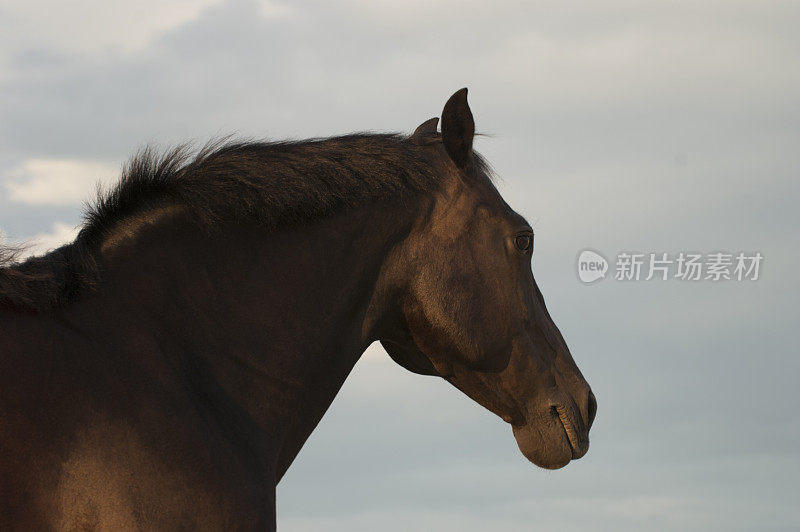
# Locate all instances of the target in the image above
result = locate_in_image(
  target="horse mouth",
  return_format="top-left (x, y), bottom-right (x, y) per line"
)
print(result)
top-left (511, 403), bottom-right (590, 469)
top-left (552, 405), bottom-right (588, 460)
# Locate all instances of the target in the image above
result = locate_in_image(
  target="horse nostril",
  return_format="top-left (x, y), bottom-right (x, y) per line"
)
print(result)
top-left (587, 390), bottom-right (597, 430)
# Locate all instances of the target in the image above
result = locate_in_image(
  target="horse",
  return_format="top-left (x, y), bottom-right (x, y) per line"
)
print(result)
top-left (0, 89), bottom-right (595, 530)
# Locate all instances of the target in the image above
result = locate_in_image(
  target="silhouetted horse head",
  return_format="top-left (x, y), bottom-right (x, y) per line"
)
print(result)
top-left (380, 89), bottom-right (595, 469)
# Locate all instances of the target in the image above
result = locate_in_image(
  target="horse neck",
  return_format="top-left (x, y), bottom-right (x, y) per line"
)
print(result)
top-left (64, 198), bottom-right (421, 477)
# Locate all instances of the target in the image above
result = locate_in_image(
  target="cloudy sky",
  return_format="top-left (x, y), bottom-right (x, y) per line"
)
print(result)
top-left (1, 1), bottom-right (798, 530)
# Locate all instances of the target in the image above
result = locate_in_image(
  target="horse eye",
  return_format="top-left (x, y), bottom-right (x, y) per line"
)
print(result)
top-left (515, 233), bottom-right (533, 253)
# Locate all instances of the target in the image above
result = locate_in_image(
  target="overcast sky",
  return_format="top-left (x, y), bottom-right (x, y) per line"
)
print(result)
top-left (1, 1), bottom-right (799, 530)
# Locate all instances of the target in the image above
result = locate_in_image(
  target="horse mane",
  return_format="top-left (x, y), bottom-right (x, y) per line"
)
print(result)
top-left (0, 132), bottom-right (492, 313)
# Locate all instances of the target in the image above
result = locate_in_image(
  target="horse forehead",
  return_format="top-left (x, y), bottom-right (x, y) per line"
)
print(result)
top-left (462, 172), bottom-right (527, 223)
top-left (424, 197), bottom-right (521, 243)
top-left (475, 199), bottom-right (527, 226)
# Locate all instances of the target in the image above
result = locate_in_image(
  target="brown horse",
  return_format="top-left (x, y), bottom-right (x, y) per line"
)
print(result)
top-left (0, 89), bottom-right (595, 530)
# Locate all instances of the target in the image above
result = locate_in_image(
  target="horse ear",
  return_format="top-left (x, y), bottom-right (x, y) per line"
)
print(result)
top-left (412, 117), bottom-right (439, 143)
top-left (441, 88), bottom-right (474, 168)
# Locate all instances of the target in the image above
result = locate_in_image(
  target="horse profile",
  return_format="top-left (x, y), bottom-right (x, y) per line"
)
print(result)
top-left (0, 89), bottom-right (595, 530)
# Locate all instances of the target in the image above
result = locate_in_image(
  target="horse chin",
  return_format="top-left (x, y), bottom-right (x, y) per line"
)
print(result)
top-left (511, 422), bottom-right (574, 470)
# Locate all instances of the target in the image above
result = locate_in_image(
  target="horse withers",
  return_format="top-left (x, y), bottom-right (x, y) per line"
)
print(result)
top-left (0, 89), bottom-right (595, 530)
